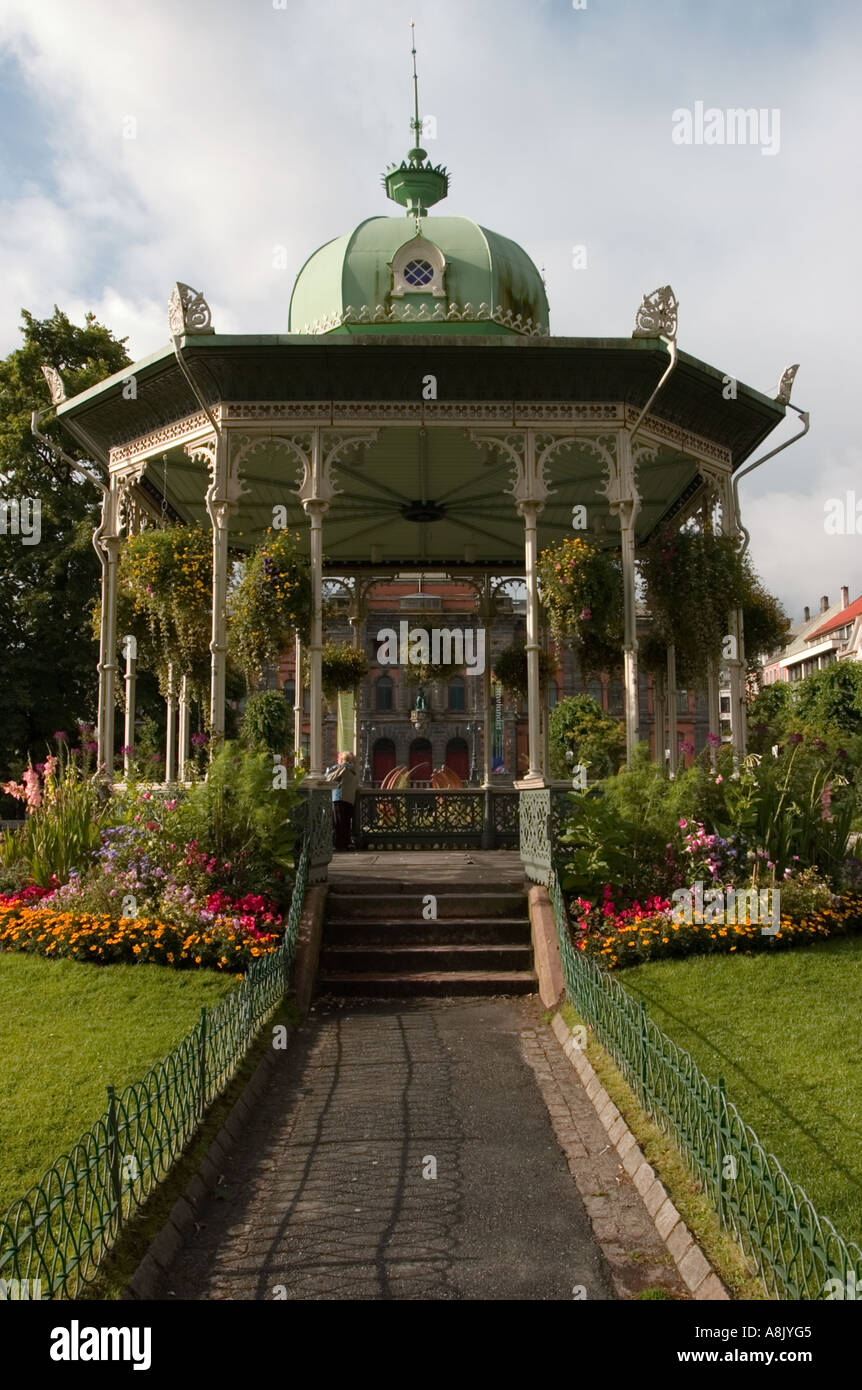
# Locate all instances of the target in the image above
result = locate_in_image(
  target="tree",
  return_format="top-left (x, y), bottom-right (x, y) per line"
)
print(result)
top-left (0, 307), bottom-right (131, 783)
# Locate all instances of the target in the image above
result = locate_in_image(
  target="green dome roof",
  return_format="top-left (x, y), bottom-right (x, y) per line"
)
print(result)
top-left (288, 215), bottom-right (550, 338)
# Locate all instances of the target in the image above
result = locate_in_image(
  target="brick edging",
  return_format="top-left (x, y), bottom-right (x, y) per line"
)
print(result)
top-left (550, 1012), bottom-right (729, 1301)
top-left (123, 1033), bottom-right (288, 1300)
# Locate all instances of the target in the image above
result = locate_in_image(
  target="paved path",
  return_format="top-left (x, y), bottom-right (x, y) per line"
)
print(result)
top-left (157, 997), bottom-right (622, 1301)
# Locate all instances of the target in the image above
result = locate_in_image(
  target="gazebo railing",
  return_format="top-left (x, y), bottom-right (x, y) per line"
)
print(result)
top-left (356, 788), bottom-right (518, 849)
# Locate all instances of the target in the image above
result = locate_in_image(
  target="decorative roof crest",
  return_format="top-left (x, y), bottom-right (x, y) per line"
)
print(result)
top-left (41, 364), bottom-right (67, 405)
top-left (632, 285), bottom-right (679, 341)
top-left (168, 282), bottom-right (215, 337)
top-left (774, 363), bottom-right (799, 405)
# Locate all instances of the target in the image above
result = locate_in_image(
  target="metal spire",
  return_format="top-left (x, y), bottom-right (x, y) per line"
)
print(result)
top-left (410, 20), bottom-right (422, 153)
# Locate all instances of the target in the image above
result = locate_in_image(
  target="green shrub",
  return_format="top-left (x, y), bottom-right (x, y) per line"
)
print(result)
top-left (549, 694), bottom-right (626, 779)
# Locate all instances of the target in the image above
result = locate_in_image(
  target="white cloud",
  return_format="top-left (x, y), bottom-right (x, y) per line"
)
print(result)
top-left (0, 0), bottom-right (859, 614)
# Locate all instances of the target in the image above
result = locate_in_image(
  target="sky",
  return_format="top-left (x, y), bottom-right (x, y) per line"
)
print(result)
top-left (0, 0), bottom-right (860, 621)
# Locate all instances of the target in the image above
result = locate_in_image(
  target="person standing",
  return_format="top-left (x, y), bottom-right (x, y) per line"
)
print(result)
top-left (325, 751), bottom-right (359, 851)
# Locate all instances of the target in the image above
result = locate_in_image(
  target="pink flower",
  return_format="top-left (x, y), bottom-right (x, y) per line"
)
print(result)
top-left (706, 732), bottom-right (721, 747)
top-left (579, 608), bottom-right (592, 621)
top-left (715, 774), bottom-right (723, 784)
top-left (678, 818), bottom-right (688, 829)
top-left (23, 768), bottom-right (42, 810)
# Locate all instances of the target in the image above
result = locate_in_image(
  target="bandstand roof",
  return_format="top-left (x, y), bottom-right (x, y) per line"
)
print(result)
top-left (55, 332), bottom-right (788, 572)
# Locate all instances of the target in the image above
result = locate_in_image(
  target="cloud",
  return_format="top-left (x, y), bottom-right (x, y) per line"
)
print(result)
top-left (0, 0), bottom-right (858, 613)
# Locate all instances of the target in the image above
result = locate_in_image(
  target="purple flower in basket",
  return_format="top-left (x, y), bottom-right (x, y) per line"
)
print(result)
top-left (190, 732), bottom-right (209, 747)
top-left (706, 732), bottom-right (721, 747)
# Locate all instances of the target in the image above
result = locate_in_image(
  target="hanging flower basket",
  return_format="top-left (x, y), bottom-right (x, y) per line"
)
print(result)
top-left (641, 526), bottom-right (747, 686)
top-left (492, 643), bottom-right (554, 698)
top-left (537, 537), bottom-right (623, 676)
top-left (304, 642), bottom-right (370, 701)
top-left (118, 524), bottom-right (212, 697)
top-left (228, 528), bottom-right (312, 686)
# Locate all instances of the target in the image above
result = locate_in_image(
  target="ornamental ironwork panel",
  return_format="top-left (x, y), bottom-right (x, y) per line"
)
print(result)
top-left (0, 843), bottom-right (310, 1300)
top-left (547, 864), bottom-right (862, 1301)
top-left (492, 791), bottom-right (519, 843)
top-left (358, 790), bottom-right (484, 849)
top-left (518, 788), bottom-right (552, 883)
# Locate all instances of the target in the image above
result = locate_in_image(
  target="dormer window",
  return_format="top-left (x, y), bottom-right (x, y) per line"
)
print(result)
top-left (391, 236), bottom-right (447, 298)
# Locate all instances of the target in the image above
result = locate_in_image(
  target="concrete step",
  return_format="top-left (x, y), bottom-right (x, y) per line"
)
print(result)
top-left (320, 942), bottom-right (533, 973)
top-left (325, 891), bottom-right (528, 919)
top-left (316, 970), bottom-right (537, 998)
top-left (323, 916), bottom-right (531, 946)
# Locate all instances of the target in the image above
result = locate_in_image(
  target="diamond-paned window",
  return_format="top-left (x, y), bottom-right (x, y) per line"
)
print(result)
top-left (403, 258), bottom-right (435, 287)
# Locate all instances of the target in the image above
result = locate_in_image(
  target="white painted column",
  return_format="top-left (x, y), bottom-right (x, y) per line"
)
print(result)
top-left (100, 524), bottom-right (121, 778)
top-left (165, 663), bottom-right (178, 783)
top-left (613, 431), bottom-right (641, 766)
top-left (206, 436), bottom-right (230, 742)
top-left (667, 644), bottom-right (678, 774)
top-left (706, 657), bottom-right (720, 763)
top-left (652, 669), bottom-right (666, 769)
top-left (293, 632), bottom-right (303, 768)
top-left (122, 635), bottom-right (137, 781)
top-left (522, 495), bottom-right (543, 781)
top-left (178, 674), bottom-right (190, 778)
top-left (305, 496), bottom-right (327, 780)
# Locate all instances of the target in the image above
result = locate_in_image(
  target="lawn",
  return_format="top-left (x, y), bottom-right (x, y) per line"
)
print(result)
top-left (618, 937), bottom-right (862, 1248)
top-left (0, 954), bottom-right (236, 1216)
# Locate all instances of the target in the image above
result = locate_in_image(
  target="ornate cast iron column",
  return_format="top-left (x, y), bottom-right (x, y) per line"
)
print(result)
top-left (293, 632), bottom-right (303, 768)
top-left (195, 434), bottom-right (242, 742)
top-left (667, 643), bottom-right (678, 774)
top-left (165, 662), bottom-right (178, 783)
top-left (178, 674), bottom-right (190, 779)
top-left (95, 478), bottom-right (121, 774)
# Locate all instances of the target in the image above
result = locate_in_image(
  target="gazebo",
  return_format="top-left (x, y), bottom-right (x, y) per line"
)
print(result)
top-left (39, 95), bottom-right (807, 882)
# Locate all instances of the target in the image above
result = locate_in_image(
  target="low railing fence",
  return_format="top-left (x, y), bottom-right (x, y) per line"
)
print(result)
top-left (0, 841), bottom-right (309, 1301)
top-left (356, 788), bottom-right (518, 849)
top-left (548, 863), bottom-right (862, 1301)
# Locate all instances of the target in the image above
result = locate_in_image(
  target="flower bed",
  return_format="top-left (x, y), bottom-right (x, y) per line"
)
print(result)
top-left (0, 901), bottom-right (280, 972)
top-left (569, 884), bottom-right (862, 969)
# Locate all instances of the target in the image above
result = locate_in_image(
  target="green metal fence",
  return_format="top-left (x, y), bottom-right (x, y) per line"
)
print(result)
top-left (549, 864), bottom-right (862, 1301)
top-left (0, 840), bottom-right (309, 1301)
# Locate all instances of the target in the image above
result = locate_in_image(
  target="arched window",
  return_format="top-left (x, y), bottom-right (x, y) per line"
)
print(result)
top-left (676, 687), bottom-right (689, 715)
top-left (448, 676), bottom-right (466, 712)
top-left (391, 236), bottom-right (447, 299)
top-left (372, 738), bottom-right (396, 785)
top-left (608, 678), bottom-right (623, 715)
top-left (376, 674), bottom-right (393, 711)
top-left (587, 678), bottom-right (603, 708)
top-left (408, 739), bottom-right (433, 782)
top-left (445, 737), bottom-right (469, 782)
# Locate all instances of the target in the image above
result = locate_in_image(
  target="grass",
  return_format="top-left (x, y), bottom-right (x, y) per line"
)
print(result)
top-left (560, 1000), bottom-right (765, 1299)
top-left (0, 954), bottom-right (237, 1216)
top-left (613, 936), bottom-right (862, 1250)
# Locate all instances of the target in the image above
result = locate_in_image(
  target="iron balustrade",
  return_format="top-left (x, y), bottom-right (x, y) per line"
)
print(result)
top-left (548, 861), bottom-right (862, 1300)
top-left (355, 788), bottom-right (519, 849)
top-left (0, 841), bottom-right (309, 1301)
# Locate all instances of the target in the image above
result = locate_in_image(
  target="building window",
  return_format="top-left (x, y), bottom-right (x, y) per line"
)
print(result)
top-left (676, 687), bottom-right (689, 714)
top-left (445, 737), bottom-right (469, 782)
top-left (391, 236), bottom-right (447, 298)
top-left (587, 678), bottom-right (603, 707)
top-left (283, 680), bottom-right (295, 708)
top-left (449, 676), bottom-right (466, 711)
top-left (375, 674), bottom-right (393, 711)
top-left (608, 678), bottom-right (623, 715)
top-left (547, 681), bottom-right (558, 709)
top-left (403, 258), bottom-right (435, 287)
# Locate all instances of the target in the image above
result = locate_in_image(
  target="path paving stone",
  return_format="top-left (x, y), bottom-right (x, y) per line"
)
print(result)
top-left (155, 997), bottom-right (664, 1301)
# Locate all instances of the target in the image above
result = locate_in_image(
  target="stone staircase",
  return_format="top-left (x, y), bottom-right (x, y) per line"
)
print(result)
top-left (317, 876), bottom-right (536, 997)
